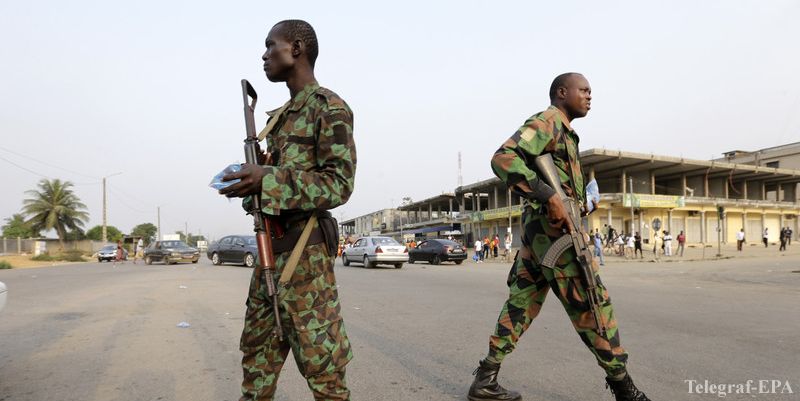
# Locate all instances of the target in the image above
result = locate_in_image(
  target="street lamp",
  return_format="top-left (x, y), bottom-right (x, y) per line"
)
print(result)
top-left (102, 172), bottom-right (122, 243)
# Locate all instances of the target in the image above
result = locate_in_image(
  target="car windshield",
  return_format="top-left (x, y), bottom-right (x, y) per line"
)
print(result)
top-left (245, 237), bottom-right (256, 245)
top-left (100, 245), bottom-right (116, 251)
top-left (161, 241), bottom-right (190, 249)
top-left (373, 237), bottom-right (400, 245)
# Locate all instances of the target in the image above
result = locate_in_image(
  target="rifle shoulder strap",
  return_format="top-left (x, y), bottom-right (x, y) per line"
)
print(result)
top-left (278, 214), bottom-right (318, 286)
top-left (257, 101), bottom-right (290, 141)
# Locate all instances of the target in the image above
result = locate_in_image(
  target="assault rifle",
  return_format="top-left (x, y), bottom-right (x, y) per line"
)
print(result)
top-left (241, 79), bottom-right (283, 338)
top-left (534, 153), bottom-right (607, 339)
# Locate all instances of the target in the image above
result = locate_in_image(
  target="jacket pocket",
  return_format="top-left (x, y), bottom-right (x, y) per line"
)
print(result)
top-left (290, 301), bottom-right (352, 377)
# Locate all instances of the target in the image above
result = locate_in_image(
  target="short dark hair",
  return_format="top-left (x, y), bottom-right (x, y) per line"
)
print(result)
top-left (549, 72), bottom-right (581, 102)
top-left (274, 19), bottom-right (319, 68)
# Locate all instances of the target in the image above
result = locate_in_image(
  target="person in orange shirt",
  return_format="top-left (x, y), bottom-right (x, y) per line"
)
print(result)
top-left (483, 237), bottom-right (490, 260)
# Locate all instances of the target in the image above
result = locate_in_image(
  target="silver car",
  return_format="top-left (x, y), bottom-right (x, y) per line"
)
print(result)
top-left (342, 236), bottom-right (407, 269)
top-left (0, 281), bottom-right (7, 312)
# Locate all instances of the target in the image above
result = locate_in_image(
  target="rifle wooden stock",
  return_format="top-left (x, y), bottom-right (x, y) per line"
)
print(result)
top-left (241, 79), bottom-right (283, 339)
top-left (534, 153), bottom-right (607, 339)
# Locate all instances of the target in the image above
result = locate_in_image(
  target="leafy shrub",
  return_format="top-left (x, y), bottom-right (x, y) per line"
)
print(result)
top-left (0, 260), bottom-right (12, 269)
top-left (61, 250), bottom-right (85, 262)
top-left (31, 253), bottom-right (55, 261)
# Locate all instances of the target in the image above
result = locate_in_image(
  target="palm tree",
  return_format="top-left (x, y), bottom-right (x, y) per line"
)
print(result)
top-left (22, 179), bottom-right (90, 250)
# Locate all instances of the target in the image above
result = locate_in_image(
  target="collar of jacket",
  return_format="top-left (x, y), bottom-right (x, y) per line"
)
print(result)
top-left (546, 105), bottom-right (575, 133)
top-left (265, 81), bottom-right (321, 117)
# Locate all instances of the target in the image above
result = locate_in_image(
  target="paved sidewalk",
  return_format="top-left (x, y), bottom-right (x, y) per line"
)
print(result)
top-left (467, 240), bottom-right (800, 265)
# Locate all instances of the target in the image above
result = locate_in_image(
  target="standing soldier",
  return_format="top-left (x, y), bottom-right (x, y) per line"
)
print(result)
top-left (220, 19), bottom-right (357, 401)
top-left (467, 73), bottom-right (650, 401)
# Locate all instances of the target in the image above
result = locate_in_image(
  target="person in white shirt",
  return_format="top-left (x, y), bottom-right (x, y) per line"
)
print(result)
top-left (503, 234), bottom-right (512, 262)
top-left (625, 234), bottom-right (635, 259)
top-left (763, 228), bottom-right (769, 247)
top-left (474, 239), bottom-right (483, 263)
top-left (736, 228), bottom-right (745, 251)
top-left (662, 231), bottom-right (672, 256)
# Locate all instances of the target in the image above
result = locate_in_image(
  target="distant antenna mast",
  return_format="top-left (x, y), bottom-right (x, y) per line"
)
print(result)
top-left (458, 151), bottom-right (463, 187)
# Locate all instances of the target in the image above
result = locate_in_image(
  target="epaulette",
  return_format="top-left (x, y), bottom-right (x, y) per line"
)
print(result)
top-left (315, 87), bottom-right (348, 111)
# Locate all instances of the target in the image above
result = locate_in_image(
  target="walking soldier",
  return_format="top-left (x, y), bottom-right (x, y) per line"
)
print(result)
top-left (467, 73), bottom-right (650, 401)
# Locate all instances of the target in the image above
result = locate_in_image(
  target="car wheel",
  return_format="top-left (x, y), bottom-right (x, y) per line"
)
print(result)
top-left (98, 258), bottom-right (102, 263)
top-left (454, 260), bottom-right (463, 265)
top-left (408, 257), bottom-right (414, 264)
top-left (211, 252), bottom-right (221, 265)
top-left (342, 255), bottom-right (350, 266)
top-left (394, 263), bottom-right (403, 269)
top-left (164, 258), bottom-right (172, 265)
top-left (244, 253), bottom-right (255, 268)
top-left (363, 255), bottom-right (372, 268)
top-left (145, 256), bottom-right (152, 265)
top-left (431, 255), bottom-right (441, 265)
top-left (191, 260), bottom-right (198, 264)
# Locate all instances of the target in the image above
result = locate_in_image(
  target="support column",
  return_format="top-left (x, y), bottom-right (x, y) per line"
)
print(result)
top-left (449, 198), bottom-right (453, 216)
top-left (761, 212), bottom-right (766, 241)
top-left (668, 209), bottom-right (673, 232)
top-left (761, 182), bottom-right (766, 200)
top-left (621, 169), bottom-right (627, 194)
top-left (742, 212), bottom-right (748, 239)
top-left (682, 174), bottom-right (688, 196)
top-left (704, 174), bottom-right (710, 197)
top-left (743, 180), bottom-right (748, 200)
top-left (724, 179), bottom-right (729, 199)
top-left (494, 186), bottom-right (499, 209)
top-left (700, 211), bottom-right (706, 243)
top-left (428, 203), bottom-right (433, 221)
top-left (650, 171), bottom-right (656, 195)
top-left (590, 167), bottom-right (596, 181)
top-left (607, 209), bottom-right (613, 226)
top-left (723, 212), bottom-right (729, 244)
top-left (476, 194), bottom-right (481, 212)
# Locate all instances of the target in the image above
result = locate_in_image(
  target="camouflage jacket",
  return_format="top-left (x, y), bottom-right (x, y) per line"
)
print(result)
top-left (258, 82), bottom-right (357, 215)
top-left (491, 105), bottom-right (586, 210)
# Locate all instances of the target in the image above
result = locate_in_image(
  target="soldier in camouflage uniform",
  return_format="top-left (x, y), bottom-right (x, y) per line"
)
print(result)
top-left (220, 20), bottom-right (356, 401)
top-left (468, 73), bottom-right (650, 401)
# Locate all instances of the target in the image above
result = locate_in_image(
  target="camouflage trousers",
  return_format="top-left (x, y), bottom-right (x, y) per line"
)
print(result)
top-left (487, 212), bottom-right (628, 377)
top-left (240, 242), bottom-right (353, 401)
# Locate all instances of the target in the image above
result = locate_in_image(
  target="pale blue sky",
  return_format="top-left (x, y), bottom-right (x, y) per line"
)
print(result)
top-left (1, 0), bottom-right (799, 240)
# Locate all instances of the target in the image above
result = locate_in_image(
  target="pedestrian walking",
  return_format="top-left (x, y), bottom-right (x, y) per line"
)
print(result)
top-left (763, 228), bottom-right (769, 247)
top-left (652, 232), bottom-right (662, 260)
top-left (493, 234), bottom-right (500, 258)
top-left (219, 20), bottom-right (357, 401)
top-left (474, 239), bottom-right (483, 263)
top-left (113, 240), bottom-right (124, 266)
top-left (736, 228), bottom-right (745, 251)
top-left (593, 231), bottom-right (605, 266)
top-left (625, 234), bottom-right (635, 259)
top-left (634, 232), bottom-right (643, 259)
top-left (779, 227), bottom-right (787, 251)
top-left (787, 227), bottom-right (793, 245)
top-left (663, 231), bottom-right (672, 256)
top-left (467, 73), bottom-right (650, 401)
top-left (676, 230), bottom-right (685, 256)
top-left (503, 233), bottom-right (512, 262)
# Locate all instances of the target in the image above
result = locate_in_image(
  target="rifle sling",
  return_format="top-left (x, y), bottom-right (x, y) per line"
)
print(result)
top-left (278, 215), bottom-right (318, 286)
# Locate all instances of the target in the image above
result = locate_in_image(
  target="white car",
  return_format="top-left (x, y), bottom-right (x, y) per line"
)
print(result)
top-left (342, 236), bottom-right (408, 269)
top-left (0, 281), bottom-right (7, 312)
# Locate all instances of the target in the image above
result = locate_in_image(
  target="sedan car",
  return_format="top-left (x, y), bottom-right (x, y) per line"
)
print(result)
top-left (144, 240), bottom-right (200, 265)
top-left (408, 239), bottom-right (467, 265)
top-left (97, 245), bottom-right (129, 262)
top-left (342, 236), bottom-right (407, 268)
top-left (207, 235), bottom-right (258, 267)
top-left (0, 281), bottom-right (6, 312)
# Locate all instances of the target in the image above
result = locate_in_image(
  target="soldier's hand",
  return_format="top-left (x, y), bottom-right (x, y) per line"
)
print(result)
top-left (581, 199), bottom-right (599, 217)
top-left (546, 194), bottom-right (574, 233)
top-left (219, 163), bottom-right (266, 198)
top-left (254, 142), bottom-right (270, 165)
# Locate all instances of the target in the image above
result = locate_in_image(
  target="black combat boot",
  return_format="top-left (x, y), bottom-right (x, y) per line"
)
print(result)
top-left (605, 374), bottom-right (651, 401)
top-left (467, 359), bottom-right (522, 401)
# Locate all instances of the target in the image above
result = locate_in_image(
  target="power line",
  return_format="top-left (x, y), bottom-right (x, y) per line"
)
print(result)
top-left (0, 154), bottom-right (51, 178)
top-left (0, 145), bottom-right (98, 179)
top-left (107, 188), bottom-right (149, 214)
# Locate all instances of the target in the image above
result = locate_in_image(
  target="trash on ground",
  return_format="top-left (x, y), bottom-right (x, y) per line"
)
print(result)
top-left (176, 322), bottom-right (191, 328)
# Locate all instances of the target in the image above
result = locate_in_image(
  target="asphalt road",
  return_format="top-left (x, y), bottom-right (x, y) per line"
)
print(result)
top-left (1, 254), bottom-right (798, 401)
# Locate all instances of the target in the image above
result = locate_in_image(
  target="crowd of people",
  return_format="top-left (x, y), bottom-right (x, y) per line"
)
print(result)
top-left (590, 224), bottom-right (687, 261)
top-left (472, 234), bottom-right (513, 263)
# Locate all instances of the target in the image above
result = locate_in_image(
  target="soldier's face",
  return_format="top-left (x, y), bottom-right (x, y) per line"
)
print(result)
top-left (262, 26), bottom-right (295, 82)
top-left (562, 75), bottom-right (592, 119)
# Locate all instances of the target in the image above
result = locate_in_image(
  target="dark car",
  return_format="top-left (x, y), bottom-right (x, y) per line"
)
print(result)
top-left (207, 235), bottom-right (258, 267)
top-left (408, 239), bottom-right (467, 265)
top-left (144, 240), bottom-right (200, 265)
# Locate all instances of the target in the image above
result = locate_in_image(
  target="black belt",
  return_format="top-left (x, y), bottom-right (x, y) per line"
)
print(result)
top-left (271, 225), bottom-right (325, 254)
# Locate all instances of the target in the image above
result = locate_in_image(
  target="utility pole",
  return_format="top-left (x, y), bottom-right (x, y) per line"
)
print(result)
top-left (629, 176), bottom-right (635, 234)
top-left (157, 206), bottom-right (161, 241)
top-left (185, 221), bottom-right (188, 244)
top-left (101, 172), bottom-right (122, 243)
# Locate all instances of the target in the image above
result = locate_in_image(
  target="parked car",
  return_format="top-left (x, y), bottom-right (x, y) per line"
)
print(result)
top-left (207, 235), bottom-right (258, 267)
top-left (0, 281), bottom-right (6, 312)
top-left (144, 240), bottom-right (200, 265)
top-left (97, 245), bottom-right (129, 262)
top-left (408, 239), bottom-right (467, 265)
top-left (342, 236), bottom-right (407, 268)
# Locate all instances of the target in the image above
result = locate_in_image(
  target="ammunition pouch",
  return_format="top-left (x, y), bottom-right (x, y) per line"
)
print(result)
top-left (316, 210), bottom-right (339, 257)
top-left (270, 210), bottom-right (338, 257)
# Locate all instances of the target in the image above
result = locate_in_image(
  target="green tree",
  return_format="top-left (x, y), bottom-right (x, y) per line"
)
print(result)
top-left (22, 179), bottom-right (89, 249)
top-left (64, 228), bottom-right (86, 241)
top-left (2, 213), bottom-right (39, 238)
top-left (86, 225), bottom-right (123, 242)
top-left (130, 223), bottom-right (157, 244)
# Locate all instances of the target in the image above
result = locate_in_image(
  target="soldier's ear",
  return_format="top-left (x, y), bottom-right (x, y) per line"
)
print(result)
top-left (292, 39), bottom-right (304, 58)
top-left (557, 86), bottom-right (568, 99)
